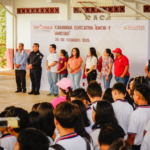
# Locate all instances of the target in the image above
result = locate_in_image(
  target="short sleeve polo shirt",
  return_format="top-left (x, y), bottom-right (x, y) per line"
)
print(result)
top-left (114, 54), bottom-right (130, 77)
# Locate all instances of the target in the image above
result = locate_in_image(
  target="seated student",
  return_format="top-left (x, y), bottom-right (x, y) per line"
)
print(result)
top-left (37, 102), bottom-right (55, 144)
top-left (90, 101), bottom-right (118, 150)
top-left (70, 88), bottom-right (93, 128)
top-left (127, 84), bottom-right (150, 150)
top-left (87, 80), bottom-right (103, 108)
top-left (98, 123), bottom-right (125, 150)
top-left (72, 100), bottom-right (92, 134)
top-left (14, 128), bottom-right (49, 150)
top-left (0, 107), bottom-right (29, 150)
top-left (28, 111), bottom-right (41, 130)
top-left (31, 103), bottom-right (41, 111)
top-left (112, 82), bottom-right (134, 139)
top-left (108, 138), bottom-right (132, 150)
top-left (51, 78), bottom-right (72, 108)
top-left (50, 101), bottom-right (93, 150)
top-left (102, 88), bottom-right (114, 103)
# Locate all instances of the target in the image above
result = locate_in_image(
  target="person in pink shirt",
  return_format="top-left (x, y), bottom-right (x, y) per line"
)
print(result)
top-left (68, 48), bottom-right (83, 90)
top-left (51, 78), bottom-right (72, 108)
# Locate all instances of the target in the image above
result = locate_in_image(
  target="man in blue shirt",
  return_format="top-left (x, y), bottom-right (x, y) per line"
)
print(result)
top-left (14, 43), bottom-right (28, 93)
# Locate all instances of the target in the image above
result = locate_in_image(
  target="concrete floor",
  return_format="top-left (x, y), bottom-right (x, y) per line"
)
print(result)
top-left (0, 75), bottom-right (55, 112)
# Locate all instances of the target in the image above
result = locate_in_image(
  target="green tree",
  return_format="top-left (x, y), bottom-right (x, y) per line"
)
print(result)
top-left (0, 6), bottom-right (6, 68)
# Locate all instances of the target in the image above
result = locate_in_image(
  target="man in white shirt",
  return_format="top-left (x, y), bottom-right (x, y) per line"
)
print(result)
top-left (46, 44), bottom-right (59, 96)
top-left (112, 82), bottom-right (134, 140)
top-left (127, 84), bottom-right (150, 150)
top-left (49, 101), bottom-right (93, 150)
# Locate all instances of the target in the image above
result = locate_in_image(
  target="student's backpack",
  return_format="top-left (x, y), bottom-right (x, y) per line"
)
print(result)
top-left (50, 137), bottom-right (91, 150)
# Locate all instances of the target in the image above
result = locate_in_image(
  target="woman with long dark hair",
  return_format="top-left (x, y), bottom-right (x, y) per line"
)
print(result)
top-left (72, 100), bottom-right (92, 134)
top-left (100, 48), bottom-right (114, 89)
top-left (68, 48), bottom-right (83, 90)
top-left (85, 47), bottom-right (98, 83)
top-left (90, 100), bottom-right (118, 150)
top-left (37, 102), bottom-right (55, 142)
top-left (57, 49), bottom-right (69, 81)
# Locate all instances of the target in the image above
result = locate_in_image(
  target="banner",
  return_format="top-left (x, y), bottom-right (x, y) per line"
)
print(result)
top-left (31, 20), bottom-right (149, 91)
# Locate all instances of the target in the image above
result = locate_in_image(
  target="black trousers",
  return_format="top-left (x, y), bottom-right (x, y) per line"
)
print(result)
top-left (15, 70), bottom-right (26, 91)
top-left (30, 68), bottom-right (42, 92)
top-left (132, 145), bottom-right (141, 150)
top-left (87, 69), bottom-right (97, 84)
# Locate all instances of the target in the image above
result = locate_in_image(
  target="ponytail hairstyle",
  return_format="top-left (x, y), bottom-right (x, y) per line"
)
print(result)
top-left (112, 82), bottom-right (135, 109)
top-left (105, 48), bottom-right (114, 61)
top-left (60, 87), bottom-right (72, 101)
top-left (89, 47), bottom-right (98, 62)
top-left (60, 49), bottom-right (69, 59)
top-left (125, 91), bottom-right (135, 110)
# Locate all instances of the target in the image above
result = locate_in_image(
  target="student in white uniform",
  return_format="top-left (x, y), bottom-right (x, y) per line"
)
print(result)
top-left (98, 123), bottom-right (125, 150)
top-left (14, 128), bottom-right (49, 150)
top-left (85, 47), bottom-right (98, 84)
top-left (49, 101), bottom-right (93, 150)
top-left (28, 111), bottom-right (53, 146)
top-left (70, 88), bottom-right (93, 128)
top-left (2, 107), bottom-right (29, 150)
top-left (37, 102), bottom-right (55, 143)
top-left (112, 82), bottom-right (134, 139)
top-left (87, 80), bottom-right (103, 108)
top-left (90, 101), bottom-right (118, 150)
top-left (127, 84), bottom-right (150, 150)
top-left (72, 100), bottom-right (92, 134)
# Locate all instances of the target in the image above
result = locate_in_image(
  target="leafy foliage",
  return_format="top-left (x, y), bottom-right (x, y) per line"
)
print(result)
top-left (0, 6), bottom-right (6, 68)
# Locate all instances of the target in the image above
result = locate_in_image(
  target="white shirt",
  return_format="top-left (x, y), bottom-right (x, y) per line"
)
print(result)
top-left (47, 52), bottom-right (59, 72)
top-left (112, 99), bottom-right (134, 140)
top-left (141, 130), bottom-right (150, 150)
top-left (47, 136), bottom-right (53, 146)
top-left (127, 105), bottom-right (150, 145)
top-left (144, 120), bottom-right (150, 133)
top-left (50, 132), bottom-right (93, 150)
top-left (90, 129), bottom-right (101, 150)
top-left (85, 126), bottom-right (92, 134)
top-left (86, 56), bottom-right (97, 70)
top-left (0, 135), bottom-right (17, 150)
top-left (86, 107), bottom-right (94, 129)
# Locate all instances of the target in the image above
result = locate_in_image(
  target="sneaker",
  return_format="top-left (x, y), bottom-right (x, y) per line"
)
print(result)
top-left (54, 94), bottom-right (58, 97)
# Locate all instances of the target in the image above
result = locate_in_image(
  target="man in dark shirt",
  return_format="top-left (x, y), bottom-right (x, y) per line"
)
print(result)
top-left (27, 43), bottom-right (44, 95)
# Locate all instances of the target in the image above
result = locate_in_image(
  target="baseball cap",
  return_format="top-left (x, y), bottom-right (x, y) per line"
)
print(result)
top-left (112, 48), bottom-right (122, 54)
top-left (56, 78), bottom-right (72, 91)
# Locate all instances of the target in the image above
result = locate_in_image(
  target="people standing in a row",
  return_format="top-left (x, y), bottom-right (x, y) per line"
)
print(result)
top-left (85, 47), bottom-right (98, 84)
top-left (100, 49), bottom-right (114, 89)
top-left (113, 48), bottom-right (130, 86)
top-left (68, 48), bottom-right (83, 90)
top-left (46, 44), bottom-right (59, 96)
top-left (14, 43), bottom-right (28, 93)
top-left (27, 43), bottom-right (44, 95)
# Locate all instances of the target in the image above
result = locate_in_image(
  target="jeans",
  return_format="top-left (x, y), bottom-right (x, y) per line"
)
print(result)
top-left (115, 76), bottom-right (130, 86)
top-left (58, 72), bottom-right (68, 81)
top-left (103, 74), bottom-right (113, 89)
top-left (69, 70), bottom-right (82, 90)
top-left (47, 71), bottom-right (58, 95)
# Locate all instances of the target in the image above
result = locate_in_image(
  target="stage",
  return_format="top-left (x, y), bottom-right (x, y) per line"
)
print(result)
top-left (0, 72), bottom-right (54, 112)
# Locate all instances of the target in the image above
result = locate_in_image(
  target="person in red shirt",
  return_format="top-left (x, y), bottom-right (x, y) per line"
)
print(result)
top-left (57, 49), bottom-right (68, 81)
top-left (113, 48), bottom-right (130, 86)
